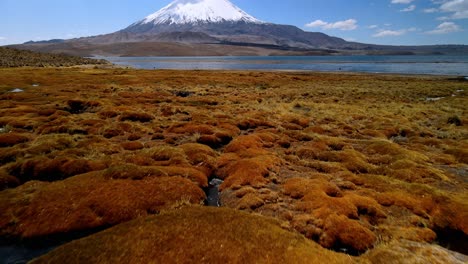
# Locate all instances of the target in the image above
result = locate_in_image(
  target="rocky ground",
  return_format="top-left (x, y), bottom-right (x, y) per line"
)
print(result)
top-left (0, 68), bottom-right (467, 263)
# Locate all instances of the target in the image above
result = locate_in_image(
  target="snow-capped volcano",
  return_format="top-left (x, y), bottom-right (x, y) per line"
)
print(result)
top-left (137, 0), bottom-right (263, 25)
top-left (120, 0), bottom-right (348, 50)
top-left (18, 0), bottom-right (361, 55)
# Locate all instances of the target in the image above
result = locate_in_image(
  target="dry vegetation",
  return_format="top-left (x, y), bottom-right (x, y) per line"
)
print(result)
top-left (0, 47), bottom-right (109, 67)
top-left (31, 206), bottom-right (353, 264)
top-left (0, 67), bottom-right (467, 263)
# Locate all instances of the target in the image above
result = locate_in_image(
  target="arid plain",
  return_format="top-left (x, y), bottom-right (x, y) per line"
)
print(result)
top-left (0, 67), bottom-right (467, 263)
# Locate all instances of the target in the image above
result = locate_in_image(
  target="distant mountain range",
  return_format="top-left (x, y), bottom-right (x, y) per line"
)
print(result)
top-left (10, 0), bottom-right (468, 57)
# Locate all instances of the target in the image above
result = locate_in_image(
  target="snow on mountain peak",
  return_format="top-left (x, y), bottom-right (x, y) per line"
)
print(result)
top-left (139, 0), bottom-right (264, 25)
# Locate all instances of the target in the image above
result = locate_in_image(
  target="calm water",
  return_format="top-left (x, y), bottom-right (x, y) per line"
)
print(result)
top-left (102, 55), bottom-right (468, 76)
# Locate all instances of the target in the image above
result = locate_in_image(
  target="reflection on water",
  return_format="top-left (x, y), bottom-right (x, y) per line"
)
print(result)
top-left (101, 55), bottom-right (468, 76)
top-left (0, 244), bottom-right (57, 264)
top-left (205, 178), bottom-right (223, 207)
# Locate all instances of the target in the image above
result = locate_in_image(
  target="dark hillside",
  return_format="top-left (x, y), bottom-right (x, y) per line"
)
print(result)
top-left (0, 47), bottom-right (109, 67)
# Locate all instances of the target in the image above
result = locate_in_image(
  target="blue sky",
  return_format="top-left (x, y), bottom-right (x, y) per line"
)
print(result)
top-left (1, 0), bottom-right (467, 46)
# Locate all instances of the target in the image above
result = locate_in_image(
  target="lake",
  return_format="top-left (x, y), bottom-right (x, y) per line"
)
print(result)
top-left (102, 55), bottom-right (468, 76)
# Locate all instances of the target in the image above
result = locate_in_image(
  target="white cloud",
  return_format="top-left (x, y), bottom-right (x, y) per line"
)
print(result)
top-left (306, 20), bottom-right (328, 28)
top-left (401, 4), bottom-right (416, 11)
top-left (305, 19), bottom-right (358, 31)
top-left (437, 0), bottom-right (468, 19)
top-left (391, 0), bottom-right (414, 3)
top-left (368, 25), bottom-right (379, 29)
top-left (426, 21), bottom-right (462, 34)
top-left (431, 0), bottom-right (448, 4)
top-left (373, 29), bottom-right (406, 37)
top-left (0, 37), bottom-right (6, 40)
top-left (424, 8), bottom-right (439, 13)
top-left (372, 27), bottom-right (419, 37)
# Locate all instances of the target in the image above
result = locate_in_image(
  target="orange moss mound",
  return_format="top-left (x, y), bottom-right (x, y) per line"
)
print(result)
top-left (8, 157), bottom-right (107, 182)
top-left (0, 133), bottom-right (29, 147)
top-left (119, 112), bottom-right (154, 123)
top-left (180, 143), bottom-right (218, 177)
top-left (217, 134), bottom-right (281, 190)
top-left (121, 141), bottom-right (144, 151)
top-left (321, 214), bottom-right (376, 252)
top-left (373, 190), bottom-right (468, 235)
top-left (218, 155), bottom-right (280, 190)
top-left (283, 177), bottom-right (385, 252)
top-left (103, 163), bottom-right (209, 188)
top-left (31, 207), bottom-right (352, 264)
top-left (0, 172), bottom-right (205, 238)
top-left (364, 240), bottom-right (468, 263)
top-left (167, 122), bottom-right (240, 148)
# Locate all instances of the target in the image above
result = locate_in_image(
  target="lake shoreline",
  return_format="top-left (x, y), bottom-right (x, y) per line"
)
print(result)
top-left (100, 55), bottom-right (468, 76)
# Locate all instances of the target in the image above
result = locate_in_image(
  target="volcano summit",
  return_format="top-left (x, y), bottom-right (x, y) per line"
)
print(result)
top-left (133, 0), bottom-right (264, 25)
